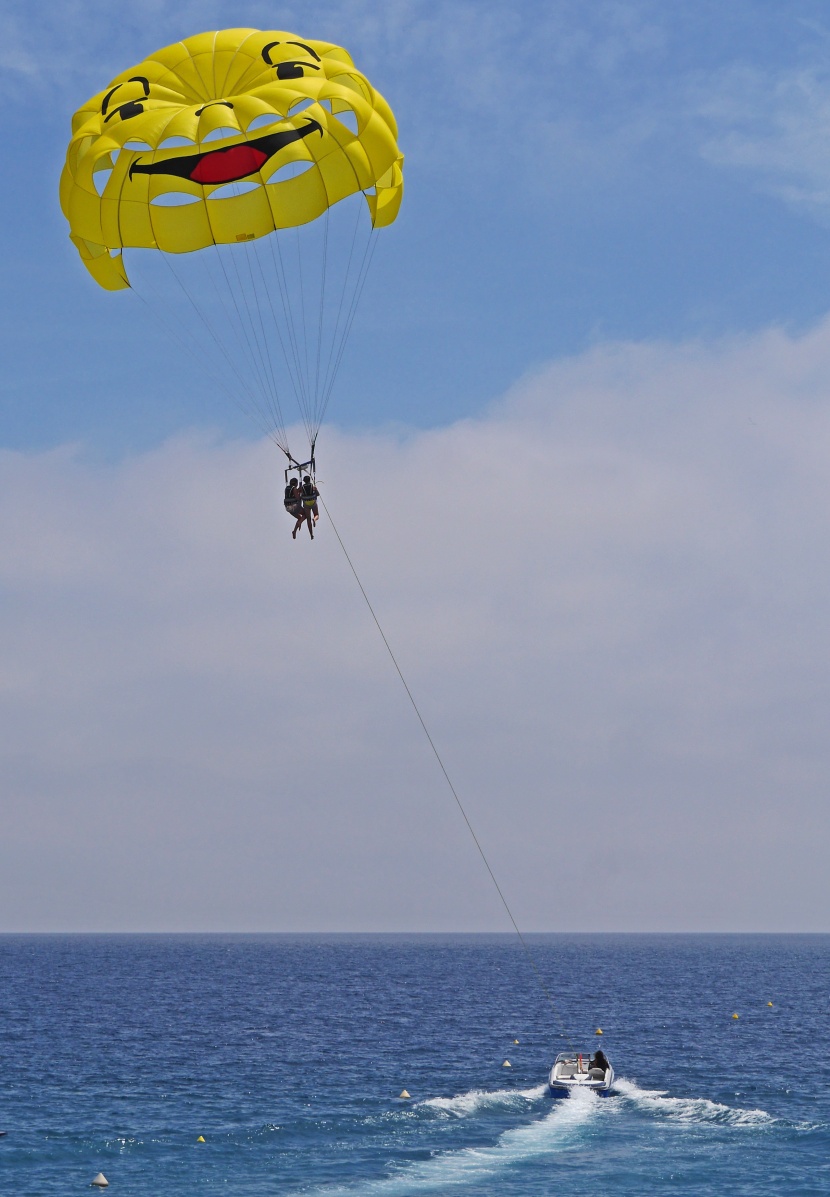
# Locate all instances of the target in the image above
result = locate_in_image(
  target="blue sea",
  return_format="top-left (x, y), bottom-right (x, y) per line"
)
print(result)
top-left (0, 934), bottom-right (827, 1195)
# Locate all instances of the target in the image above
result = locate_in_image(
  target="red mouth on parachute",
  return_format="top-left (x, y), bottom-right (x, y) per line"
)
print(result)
top-left (190, 144), bottom-right (269, 184)
top-left (128, 119), bottom-right (323, 187)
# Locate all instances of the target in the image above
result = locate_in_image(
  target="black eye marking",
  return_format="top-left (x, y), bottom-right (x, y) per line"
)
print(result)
top-left (101, 87), bottom-right (120, 116)
top-left (102, 76), bottom-right (150, 121)
top-left (277, 61), bottom-right (320, 80)
top-left (286, 41), bottom-right (321, 63)
top-left (104, 100), bottom-right (144, 122)
top-left (196, 100), bottom-right (235, 115)
top-left (261, 41), bottom-right (321, 78)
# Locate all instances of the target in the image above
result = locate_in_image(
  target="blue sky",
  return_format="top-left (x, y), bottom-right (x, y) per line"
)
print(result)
top-left (3, 1), bottom-right (830, 931)
top-left (5, 0), bottom-right (830, 450)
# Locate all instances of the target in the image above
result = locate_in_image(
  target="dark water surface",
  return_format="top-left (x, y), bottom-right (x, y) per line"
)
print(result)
top-left (0, 934), bottom-right (826, 1194)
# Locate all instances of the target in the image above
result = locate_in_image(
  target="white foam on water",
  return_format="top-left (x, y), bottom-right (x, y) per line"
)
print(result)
top-left (614, 1077), bottom-right (774, 1127)
top-left (314, 1087), bottom-right (601, 1195)
top-left (419, 1083), bottom-right (547, 1118)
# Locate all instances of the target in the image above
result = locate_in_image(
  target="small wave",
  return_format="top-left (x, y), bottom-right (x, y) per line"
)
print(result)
top-left (311, 1087), bottom-right (600, 1195)
top-left (419, 1084), bottom-right (547, 1117)
top-left (103, 1134), bottom-right (143, 1150)
top-left (614, 1077), bottom-right (773, 1127)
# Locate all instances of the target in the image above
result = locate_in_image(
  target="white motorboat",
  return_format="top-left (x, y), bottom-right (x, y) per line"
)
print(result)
top-left (548, 1050), bottom-right (614, 1096)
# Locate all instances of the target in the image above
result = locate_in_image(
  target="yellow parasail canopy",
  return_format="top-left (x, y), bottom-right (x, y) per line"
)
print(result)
top-left (60, 28), bottom-right (404, 291)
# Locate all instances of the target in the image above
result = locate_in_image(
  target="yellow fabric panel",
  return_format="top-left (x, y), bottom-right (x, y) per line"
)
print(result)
top-left (61, 27), bottom-right (403, 287)
top-left (69, 235), bottom-right (129, 290)
top-left (152, 50), bottom-right (211, 103)
top-left (373, 177), bottom-right (403, 227)
top-left (150, 200), bottom-right (213, 253)
top-left (370, 91), bottom-right (399, 141)
top-left (342, 140), bottom-right (374, 191)
top-left (212, 29), bottom-right (259, 93)
top-left (123, 104), bottom-right (184, 143)
top-left (176, 31), bottom-right (219, 58)
top-left (117, 199), bottom-right (156, 247)
top-left (265, 167), bottom-right (329, 230)
top-left (328, 71), bottom-right (373, 106)
top-left (67, 182), bottom-right (104, 244)
top-left (147, 174), bottom-right (203, 203)
top-left (196, 103), bottom-right (244, 139)
top-left (206, 184), bottom-right (275, 245)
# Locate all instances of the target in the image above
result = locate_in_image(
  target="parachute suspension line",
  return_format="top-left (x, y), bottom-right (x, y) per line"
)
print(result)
top-left (222, 241), bottom-right (286, 444)
top-left (318, 227), bottom-right (379, 430)
top-left (318, 198), bottom-right (369, 418)
top-left (321, 497), bottom-right (576, 1052)
top-left (248, 236), bottom-right (306, 448)
top-left (240, 236), bottom-right (289, 442)
top-left (249, 231), bottom-right (311, 447)
top-left (159, 247), bottom-right (283, 447)
top-left (295, 224), bottom-right (311, 416)
top-left (268, 226), bottom-right (314, 445)
top-left (211, 246), bottom-right (288, 451)
top-left (314, 206), bottom-right (331, 417)
top-left (147, 253), bottom-right (280, 446)
top-left (129, 285), bottom-right (275, 446)
top-left (204, 246), bottom-right (284, 445)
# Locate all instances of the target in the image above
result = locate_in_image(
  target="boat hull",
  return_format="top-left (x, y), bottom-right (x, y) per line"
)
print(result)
top-left (548, 1071), bottom-right (615, 1096)
top-left (548, 1057), bottom-right (615, 1096)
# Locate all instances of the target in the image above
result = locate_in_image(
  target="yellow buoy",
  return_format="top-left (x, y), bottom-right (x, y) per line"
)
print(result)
top-left (595, 1028), bottom-right (603, 1035)
top-left (399, 1090), bottom-right (410, 1099)
top-left (513, 1039), bottom-right (520, 1044)
top-left (196, 1136), bottom-right (205, 1143)
top-left (767, 1002), bottom-right (774, 1007)
top-left (732, 1013), bottom-right (739, 1019)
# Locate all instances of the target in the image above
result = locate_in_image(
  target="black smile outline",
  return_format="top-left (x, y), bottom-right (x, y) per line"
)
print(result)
top-left (128, 118), bottom-right (323, 184)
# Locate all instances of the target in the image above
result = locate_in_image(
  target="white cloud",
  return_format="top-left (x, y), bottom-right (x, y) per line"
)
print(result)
top-left (696, 65), bottom-right (830, 219)
top-left (2, 320), bottom-right (830, 931)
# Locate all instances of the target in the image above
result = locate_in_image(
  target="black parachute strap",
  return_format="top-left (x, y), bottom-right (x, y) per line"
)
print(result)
top-left (320, 496), bottom-right (576, 1051)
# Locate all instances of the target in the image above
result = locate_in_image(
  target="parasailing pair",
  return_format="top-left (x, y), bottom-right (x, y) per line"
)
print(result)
top-left (60, 27), bottom-right (403, 519)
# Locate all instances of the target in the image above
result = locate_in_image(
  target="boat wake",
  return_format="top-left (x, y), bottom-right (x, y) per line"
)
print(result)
top-left (311, 1086), bottom-right (599, 1195)
top-left (419, 1083), bottom-right (547, 1118)
top-left (613, 1077), bottom-right (774, 1127)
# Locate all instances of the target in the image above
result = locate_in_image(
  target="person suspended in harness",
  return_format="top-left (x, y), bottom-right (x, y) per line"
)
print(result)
top-left (284, 477), bottom-right (305, 540)
top-left (299, 474), bottom-right (319, 539)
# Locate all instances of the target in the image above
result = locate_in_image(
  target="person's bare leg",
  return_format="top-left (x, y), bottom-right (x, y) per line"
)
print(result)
top-left (306, 511), bottom-right (314, 539)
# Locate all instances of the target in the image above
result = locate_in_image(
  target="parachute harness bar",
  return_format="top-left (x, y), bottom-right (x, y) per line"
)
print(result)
top-left (283, 449), bottom-right (316, 485)
top-left (321, 496), bottom-right (576, 1051)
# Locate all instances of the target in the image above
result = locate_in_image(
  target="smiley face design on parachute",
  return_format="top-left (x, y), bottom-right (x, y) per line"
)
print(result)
top-left (60, 29), bottom-right (403, 290)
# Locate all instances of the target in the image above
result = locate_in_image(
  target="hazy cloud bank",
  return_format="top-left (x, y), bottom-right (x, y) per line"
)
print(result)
top-left (2, 320), bottom-right (830, 931)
